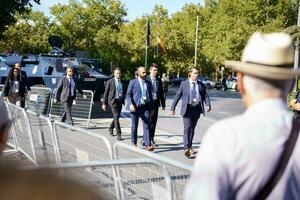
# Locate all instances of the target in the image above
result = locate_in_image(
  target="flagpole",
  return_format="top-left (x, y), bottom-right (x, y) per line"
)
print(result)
top-left (194, 4), bottom-right (200, 67)
top-left (145, 16), bottom-right (150, 68)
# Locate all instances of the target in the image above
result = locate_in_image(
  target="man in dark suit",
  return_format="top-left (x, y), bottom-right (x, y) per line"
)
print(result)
top-left (170, 66), bottom-right (211, 157)
top-left (14, 62), bottom-right (31, 108)
top-left (126, 66), bottom-right (154, 151)
top-left (145, 63), bottom-right (165, 146)
top-left (102, 67), bottom-right (124, 140)
top-left (54, 66), bottom-right (86, 126)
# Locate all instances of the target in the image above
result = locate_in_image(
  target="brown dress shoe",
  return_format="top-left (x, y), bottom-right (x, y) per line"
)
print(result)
top-left (189, 148), bottom-right (197, 155)
top-left (132, 144), bottom-right (137, 147)
top-left (184, 149), bottom-right (191, 157)
top-left (145, 146), bottom-right (154, 151)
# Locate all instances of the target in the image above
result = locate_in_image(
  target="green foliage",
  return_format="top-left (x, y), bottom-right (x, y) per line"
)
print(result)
top-left (0, 0), bottom-right (40, 35)
top-left (0, 0), bottom-right (298, 79)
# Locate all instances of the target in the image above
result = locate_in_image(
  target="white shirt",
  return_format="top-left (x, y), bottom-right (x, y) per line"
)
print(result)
top-left (185, 99), bottom-right (300, 200)
top-left (138, 77), bottom-right (147, 103)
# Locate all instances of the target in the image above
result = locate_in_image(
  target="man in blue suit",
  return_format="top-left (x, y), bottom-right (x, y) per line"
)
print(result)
top-left (126, 66), bottom-right (155, 151)
top-left (170, 66), bottom-right (211, 157)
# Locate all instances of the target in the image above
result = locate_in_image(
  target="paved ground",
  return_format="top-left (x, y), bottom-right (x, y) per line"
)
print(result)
top-left (75, 88), bottom-right (245, 166)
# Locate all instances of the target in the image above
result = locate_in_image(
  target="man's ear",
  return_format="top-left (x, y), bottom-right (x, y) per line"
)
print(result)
top-left (237, 72), bottom-right (244, 94)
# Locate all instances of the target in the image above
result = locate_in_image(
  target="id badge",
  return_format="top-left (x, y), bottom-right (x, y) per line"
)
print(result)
top-left (192, 98), bottom-right (197, 103)
top-left (16, 89), bottom-right (19, 93)
top-left (142, 96), bottom-right (147, 100)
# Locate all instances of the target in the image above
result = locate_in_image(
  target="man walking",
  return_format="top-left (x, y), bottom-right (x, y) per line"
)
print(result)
top-left (185, 32), bottom-right (300, 199)
top-left (146, 63), bottom-right (165, 146)
top-left (102, 67), bottom-right (124, 140)
top-left (14, 62), bottom-right (31, 108)
top-left (126, 66), bottom-right (154, 151)
top-left (170, 66), bottom-right (211, 157)
top-left (54, 66), bottom-right (86, 126)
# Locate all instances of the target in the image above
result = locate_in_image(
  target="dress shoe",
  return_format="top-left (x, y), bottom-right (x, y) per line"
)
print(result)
top-left (184, 149), bottom-right (191, 157)
top-left (132, 144), bottom-right (137, 147)
top-left (140, 139), bottom-right (145, 146)
top-left (108, 129), bottom-right (113, 136)
top-left (145, 146), bottom-right (155, 151)
top-left (117, 135), bottom-right (123, 141)
top-left (151, 140), bottom-right (158, 147)
top-left (189, 148), bottom-right (197, 155)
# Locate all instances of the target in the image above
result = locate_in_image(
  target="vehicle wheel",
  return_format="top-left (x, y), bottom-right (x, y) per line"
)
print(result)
top-left (26, 84), bottom-right (51, 114)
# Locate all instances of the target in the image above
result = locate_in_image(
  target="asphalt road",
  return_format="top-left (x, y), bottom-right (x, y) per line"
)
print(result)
top-left (84, 88), bottom-right (245, 166)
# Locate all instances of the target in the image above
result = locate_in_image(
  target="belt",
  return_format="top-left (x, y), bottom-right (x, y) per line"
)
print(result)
top-left (188, 103), bottom-right (200, 107)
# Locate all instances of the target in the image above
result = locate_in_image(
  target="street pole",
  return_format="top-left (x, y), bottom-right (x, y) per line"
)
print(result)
top-left (294, 1), bottom-right (300, 91)
top-left (194, 4), bottom-right (200, 67)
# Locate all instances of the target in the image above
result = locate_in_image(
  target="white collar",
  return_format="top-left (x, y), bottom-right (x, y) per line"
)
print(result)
top-left (189, 79), bottom-right (197, 84)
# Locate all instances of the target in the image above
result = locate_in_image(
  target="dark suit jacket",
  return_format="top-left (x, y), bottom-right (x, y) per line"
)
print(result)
top-left (20, 70), bottom-right (31, 92)
top-left (146, 76), bottom-right (166, 108)
top-left (3, 77), bottom-right (26, 97)
top-left (102, 78), bottom-right (125, 106)
top-left (55, 76), bottom-right (83, 103)
top-left (126, 78), bottom-right (154, 111)
top-left (170, 79), bottom-right (211, 116)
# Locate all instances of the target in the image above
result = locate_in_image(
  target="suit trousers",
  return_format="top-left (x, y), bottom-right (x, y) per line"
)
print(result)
top-left (109, 100), bottom-right (122, 135)
top-left (61, 97), bottom-right (74, 126)
top-left (150, 104), bottom-right (159, 141)
top-left (130, 105), bottom-right (151, 146)
top-left (182, 104), bottom-right (201, 149)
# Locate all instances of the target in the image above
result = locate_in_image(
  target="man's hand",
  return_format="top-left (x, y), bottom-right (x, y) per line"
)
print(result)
top-left (162, 107), bottom-right (166, 111)
top-left (205, 106), bottom-right (211, 112)
top-left (130, 105), bottom-right (136, 112)
top-left (170, 110), bottom-right (175, 116)
top-left (102, 104), bottom-right (107, 111)
top-left (82, 94), bottom-right (87, 99)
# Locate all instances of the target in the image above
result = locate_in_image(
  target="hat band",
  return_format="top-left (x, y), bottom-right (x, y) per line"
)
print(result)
top-left (245, 61), bottom-right (294, 68)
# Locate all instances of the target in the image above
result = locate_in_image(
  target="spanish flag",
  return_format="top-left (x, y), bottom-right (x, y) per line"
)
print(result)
top-left (157, 35), bottom-right (165, 54)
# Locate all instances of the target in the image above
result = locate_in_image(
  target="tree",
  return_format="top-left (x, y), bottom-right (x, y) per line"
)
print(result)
top-left (0, 0), bottom-right (40, 35)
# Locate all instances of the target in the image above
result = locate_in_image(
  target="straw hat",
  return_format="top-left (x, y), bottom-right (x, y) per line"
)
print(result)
top-left (224, 32), bottom-right (300, 80)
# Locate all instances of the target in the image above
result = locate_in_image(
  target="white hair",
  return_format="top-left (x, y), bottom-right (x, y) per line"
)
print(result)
top-left (243, 75), bottom-right (293, 99)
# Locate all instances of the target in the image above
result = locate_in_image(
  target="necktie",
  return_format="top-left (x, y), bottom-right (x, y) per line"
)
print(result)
top-left (69, 78), bottom-right (72, 96)
top-left (191, 82), bottom-right (197, 105)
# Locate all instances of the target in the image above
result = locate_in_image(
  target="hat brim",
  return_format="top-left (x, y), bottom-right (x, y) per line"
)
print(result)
top-left (224, 60), bottom-right (300, 80)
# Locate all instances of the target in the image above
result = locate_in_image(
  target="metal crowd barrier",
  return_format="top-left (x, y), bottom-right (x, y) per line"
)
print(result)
top-left (49, 89), bottom-right (94, 128)
top-left (2, 101), bottom-right (19, 156)
top-left (25, 159), bottom-right (173, 200)
top-left (52, 121), bottom-right (113, 163)
top-left (26, 110), bottom-right (58, 164)
top-left (6, 102), bottom-right (37, 164)
top-left (26, 87), bottom-right (53, 115)
top-left (113, 142), bottom-right (192, 200)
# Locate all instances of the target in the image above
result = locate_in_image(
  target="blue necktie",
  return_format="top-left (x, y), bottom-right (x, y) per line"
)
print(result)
top-left (191, 82), bottom-right (197, 105)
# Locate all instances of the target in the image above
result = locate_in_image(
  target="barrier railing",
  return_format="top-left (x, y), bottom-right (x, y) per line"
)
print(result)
top-left (49, 89), bottom-right (94, 128)
top-left (25, 159), bottom-right (173, 200)
top-left (6, 102), bottom-right (37, 164)
top-left (26, 110), bottom-right (58, 164)
top-left (52, 121), bottom-right (113, 163)
top-left (2, 100), bottom-right (19, 155)
top-left (113, 142), bottom-right (192, 200)
top-left (26, 87), bottom-right (53, 115)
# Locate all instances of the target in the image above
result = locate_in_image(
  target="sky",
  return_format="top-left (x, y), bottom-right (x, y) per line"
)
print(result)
top-left (32, 0), bottom-right (204, 21)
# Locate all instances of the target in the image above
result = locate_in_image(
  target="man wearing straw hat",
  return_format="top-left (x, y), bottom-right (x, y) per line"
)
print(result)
top-left (185, 32), bottom-right (300, 199)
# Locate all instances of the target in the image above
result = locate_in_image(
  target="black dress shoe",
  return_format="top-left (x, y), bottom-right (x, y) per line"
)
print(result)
top-left (117, 135), bottom-right (123, 141)
top-left (108, 129), bottom-right (113, 136)
top-left (151, 140), bottom-right (158, 147)
top-left (140, 139), bottom-right (145, 146)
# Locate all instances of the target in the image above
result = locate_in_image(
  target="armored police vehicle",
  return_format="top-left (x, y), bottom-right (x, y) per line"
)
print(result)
top-left (0, 36), bottom-right (109, 113)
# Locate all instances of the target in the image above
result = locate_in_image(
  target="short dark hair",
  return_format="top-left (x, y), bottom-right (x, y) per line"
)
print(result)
top-left (113, 67), bottom-right (121, 73)
top-left (188, 66), bottom-right (199, 73)
top-left (150, 63), bottom-right (158, 69)
top-left (66, 65), bottom-right (73, 70)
